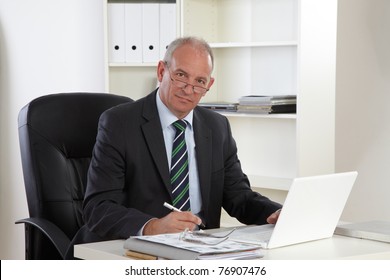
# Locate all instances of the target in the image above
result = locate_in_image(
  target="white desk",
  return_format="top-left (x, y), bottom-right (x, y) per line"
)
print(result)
top-left (74, 235), bottom-right (390, 260)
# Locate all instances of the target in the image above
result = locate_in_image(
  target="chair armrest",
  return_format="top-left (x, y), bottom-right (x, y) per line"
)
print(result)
top-left (15, 217), bottom-right (71, 259)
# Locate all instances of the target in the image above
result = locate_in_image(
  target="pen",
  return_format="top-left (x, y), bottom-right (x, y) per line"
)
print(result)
top-left (163, 202), bottom-right (206, 229)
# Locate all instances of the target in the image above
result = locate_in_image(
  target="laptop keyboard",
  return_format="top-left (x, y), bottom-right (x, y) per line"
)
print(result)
top-left (237, 229), bottom-right (273, 243)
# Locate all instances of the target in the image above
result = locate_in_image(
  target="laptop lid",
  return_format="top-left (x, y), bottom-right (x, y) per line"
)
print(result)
top-left (266, 171), bottom-right (358, 248)
top-left (231, 172), bottom-right (358, 249)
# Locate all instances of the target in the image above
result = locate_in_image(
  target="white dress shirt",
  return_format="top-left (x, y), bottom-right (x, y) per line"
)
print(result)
top-left (156, 90), bottom-right (202, 214)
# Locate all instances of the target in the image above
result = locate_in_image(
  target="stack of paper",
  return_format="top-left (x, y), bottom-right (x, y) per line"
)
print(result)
top-left (124, 231), bottom-right (263, 260)
top-left (198, 102), bottom-right (238, 112)
top-left (237, 95), bottom-right (296, 114)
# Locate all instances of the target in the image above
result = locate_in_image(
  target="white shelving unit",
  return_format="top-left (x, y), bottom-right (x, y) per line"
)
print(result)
top-left (103, 0), bottom-right (338, 206)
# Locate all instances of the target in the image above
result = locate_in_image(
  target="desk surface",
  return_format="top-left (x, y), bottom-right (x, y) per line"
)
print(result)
top-left (74, 235), bottom-right (390, 260)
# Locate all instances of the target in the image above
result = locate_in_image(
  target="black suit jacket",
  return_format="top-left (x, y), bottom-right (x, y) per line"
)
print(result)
top-left (83, 90), bottom-right (282, 239)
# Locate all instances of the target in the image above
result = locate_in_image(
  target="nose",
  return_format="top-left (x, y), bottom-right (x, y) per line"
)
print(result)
top-left (182, 83), bottom-right (195, 94)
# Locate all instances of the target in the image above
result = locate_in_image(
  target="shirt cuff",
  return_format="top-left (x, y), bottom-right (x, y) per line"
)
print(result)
top-left (136, 218), bottom-right (157, 236)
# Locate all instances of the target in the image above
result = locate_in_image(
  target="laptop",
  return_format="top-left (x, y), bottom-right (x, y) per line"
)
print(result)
top-left (230, 171), bottom-right (358, 249)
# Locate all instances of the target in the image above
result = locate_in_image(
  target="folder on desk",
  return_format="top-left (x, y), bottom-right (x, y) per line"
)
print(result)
top-left (107, 3), bottom-right (125, 63)
top-left (125, 249), bottom-right (158, 260)
top-left (142, 3), bottom-right (160, 63)
top-left (124, 232), bottom-right (262, 260)
top-left (159, 3), bottom-right (176, 59)
top-left (124, 3), bottom-right (142, 63)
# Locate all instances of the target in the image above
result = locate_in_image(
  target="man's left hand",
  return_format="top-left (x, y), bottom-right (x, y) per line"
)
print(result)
top-left (266, 209), bottom-right (282, 224)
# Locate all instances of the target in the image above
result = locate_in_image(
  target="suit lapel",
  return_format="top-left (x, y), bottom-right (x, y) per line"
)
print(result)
top-left (193, 109), bottom-right (212, 216)
top-left (141, 92), bottom-right (172, 196)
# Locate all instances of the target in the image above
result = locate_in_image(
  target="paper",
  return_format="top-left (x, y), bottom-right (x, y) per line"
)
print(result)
top-left (134, 231), bottom-right (260, 255)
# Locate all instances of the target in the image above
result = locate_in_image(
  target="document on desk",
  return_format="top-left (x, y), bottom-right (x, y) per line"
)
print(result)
top-left (124, 231), bottom-right (263, 260)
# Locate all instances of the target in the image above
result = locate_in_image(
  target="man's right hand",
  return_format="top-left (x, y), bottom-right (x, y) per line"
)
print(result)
top-left (143, 211), bottom-right (202, 235)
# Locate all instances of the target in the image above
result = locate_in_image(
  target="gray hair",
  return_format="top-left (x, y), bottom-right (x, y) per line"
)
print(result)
top-left (163, 36), bottom-right (214, 71)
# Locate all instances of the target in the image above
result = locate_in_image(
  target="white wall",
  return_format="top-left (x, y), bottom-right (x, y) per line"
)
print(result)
top-left (0, 0), bottom-right (105, 259)
top-left (336, 0), bottom-right (390, 222)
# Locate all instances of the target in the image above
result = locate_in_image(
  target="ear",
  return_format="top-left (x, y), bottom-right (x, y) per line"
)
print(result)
top-left (206, 77), bottom-right (215, 90)
top-left (157, 61), bottom-right (166, 82)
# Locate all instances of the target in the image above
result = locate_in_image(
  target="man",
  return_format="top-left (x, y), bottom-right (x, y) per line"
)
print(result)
top-left (83, 37), bottom-right (282, 239)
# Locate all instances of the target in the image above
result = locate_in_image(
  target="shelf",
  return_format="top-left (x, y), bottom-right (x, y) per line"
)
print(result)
top-left (108, 42), bottom-right (298, 67)
top-left (109, 62), bottom-right (157, 67)
top-left (181, 0), bottom-right (298, 43)
top-left (221, 112), bottom-right (296, 119)
top-left (210, 41), bottom-right (298, 49)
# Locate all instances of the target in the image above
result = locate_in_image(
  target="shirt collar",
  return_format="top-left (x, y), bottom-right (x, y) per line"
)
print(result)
top-left (156, 89), bottom-right (193, 130)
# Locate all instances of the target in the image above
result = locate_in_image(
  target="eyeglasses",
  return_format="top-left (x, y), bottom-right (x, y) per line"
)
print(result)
top-left (179, 227), bottom-right (236, 245)
top-left (165, 64), bottom-right (210, 95)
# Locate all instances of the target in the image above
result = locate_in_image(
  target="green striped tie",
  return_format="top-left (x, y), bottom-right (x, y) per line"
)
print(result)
top-left (170, 120), bottom-right (190, 211)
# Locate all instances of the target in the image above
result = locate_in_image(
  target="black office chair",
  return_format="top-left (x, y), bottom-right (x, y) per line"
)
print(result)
top-left (16, 92), bottom-right (133, 259)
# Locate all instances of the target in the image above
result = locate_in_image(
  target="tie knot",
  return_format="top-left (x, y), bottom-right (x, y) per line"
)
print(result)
top-left (173, 119), bottom-right (187, 132)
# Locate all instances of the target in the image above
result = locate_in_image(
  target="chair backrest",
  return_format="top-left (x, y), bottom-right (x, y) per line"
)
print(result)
top-left (18, 92), bottom-right (132, 258)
